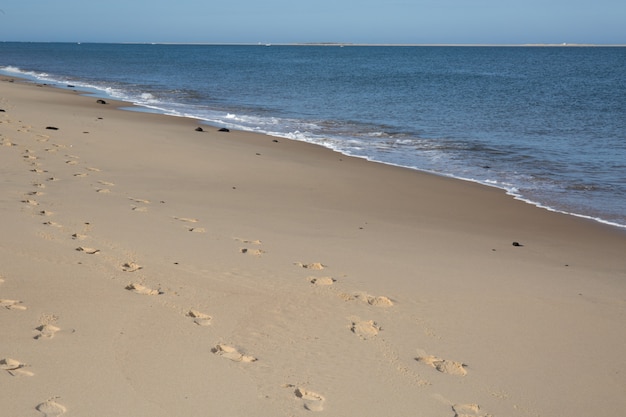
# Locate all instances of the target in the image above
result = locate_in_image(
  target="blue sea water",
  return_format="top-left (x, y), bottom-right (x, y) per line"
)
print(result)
top-left (1, 43), bottom-right (625, 228)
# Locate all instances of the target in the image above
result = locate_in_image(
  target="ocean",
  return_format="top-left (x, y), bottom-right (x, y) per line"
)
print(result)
top-left (1, 43), bottom-right (625, 228)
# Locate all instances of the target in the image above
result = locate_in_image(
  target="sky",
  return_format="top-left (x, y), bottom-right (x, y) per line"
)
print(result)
top-left (0, 0), bottom-right (625, 45)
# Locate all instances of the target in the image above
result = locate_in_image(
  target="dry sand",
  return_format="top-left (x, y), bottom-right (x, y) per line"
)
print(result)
top-left (1, 78), bottom-right (625, 417)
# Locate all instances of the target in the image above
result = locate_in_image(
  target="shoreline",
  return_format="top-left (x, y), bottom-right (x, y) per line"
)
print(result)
top-left (5, 71), bottom-right (625, 230)
top-left (2, 77), bottom-right (625, 417)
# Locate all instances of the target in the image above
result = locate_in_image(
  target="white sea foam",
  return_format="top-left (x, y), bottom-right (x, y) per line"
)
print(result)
top-left (1, 65), bottom-right (23, 74)
top-left (140, 92), bottom-right (157, 102)
top-left (0, 65), bottom-right (49, 79)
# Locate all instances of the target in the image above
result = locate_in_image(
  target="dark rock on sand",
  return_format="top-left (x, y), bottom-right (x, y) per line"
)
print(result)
top-left (45, 126), bottom-right (59, 130)
top-left (218, 128), bottom-right (230, 132)
top-left (96, 99), bottom-right (107, 104)
top-left (195, 127), bottom-right (204, 132)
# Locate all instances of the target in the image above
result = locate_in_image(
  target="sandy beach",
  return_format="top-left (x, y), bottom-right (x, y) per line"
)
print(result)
top-left (1, 78), bottom-right (625, 417)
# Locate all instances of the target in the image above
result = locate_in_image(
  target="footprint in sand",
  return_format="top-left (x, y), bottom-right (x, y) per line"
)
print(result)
top-left (76, 246), bottom-right (100, 254)
top-left (0, 358), bottom-right (34, 376)
top-left (211, 344), bottom-right (257, 363)
top-left (38, 210), bottom-right (54, 216)
top-left (235, 238), bottom-right (262, 245)
top-left (295, 262), bottom-right (326, 270)
top-left (415, 354), bottom-right (468, 376)
top-left (65, 160), bottom-right (78, 165)
top-left (125, 283), bottom-right (162, 295)
top-left (98, 180), bottom-right (115, 186)
top-left (129, 197), bottom-right (150, 204)
top-left (294, 387), bottom-right (326, 412)
top-left (43, 221), bottom-right (63, 228)
top-left (36, 399), bottom-right (67, 417)
top-left (0, 276), bottom-right (4, 284)
top-left (32, 182), bottom-right (46, 189)
top-left (186, 309), bottom-right (212, 326)
top-left (350, 319), bottom-right (381, 340)
top-left (71, 233), bottom-right (87, 240)
top-left (131, 205), bottom-right (148, 212)
top-left (96, 188), bottom-right (111, 194)
top-left (188, 227), bottom-right (205, 233)
top-left (86, 167), bottom-right (101, 172)
top-left (452, 403), bottom-right (491, 417)
top-left (21, 199), bottom-right (39, 206)
top-left (352, 293), bottom-right (394, 307)
top-left (121, 262), bottom-right (142, 272)
top-left (173, 216), bottom-right (199, 223)
top-left (309, 277), bottom-right (336, 286)
top-left (0, 299), bottom-right (27, 310)
top-left (73, 173), bottom-right (88, 178)
top-left (34, 324), bottom-right (61, 340)
top-left (240, 248), bottom-right (265, 256)
top-left (34, 315), bottom-right (61, 339)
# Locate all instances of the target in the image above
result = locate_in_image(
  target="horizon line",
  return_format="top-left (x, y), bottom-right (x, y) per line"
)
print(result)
top-left (2, 41), bottom-right (626, 47)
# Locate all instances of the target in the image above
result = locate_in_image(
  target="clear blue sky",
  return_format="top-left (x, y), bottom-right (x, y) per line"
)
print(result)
top-left (1, 0), bottom-right (624, 44)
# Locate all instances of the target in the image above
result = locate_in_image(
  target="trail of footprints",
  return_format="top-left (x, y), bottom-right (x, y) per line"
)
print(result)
top-left (3, 118), bottom-right (489, 416)
top-left (292, 258), bottom-right (488, 413)
top-left (1, 274), bottom-right (67, 414)
top-left (3, 121), bottom-right (112, 415)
